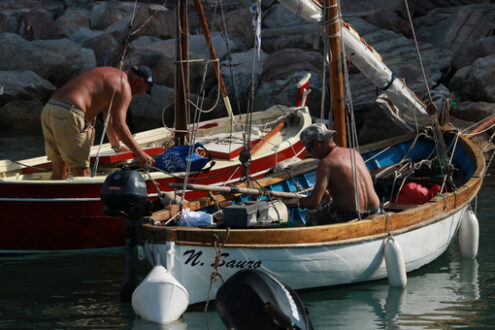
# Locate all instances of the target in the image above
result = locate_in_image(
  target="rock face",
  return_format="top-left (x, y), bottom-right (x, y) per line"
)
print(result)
top-left (450, 54), bottom-right (495, 103)
top-left (0, 0), bottom-right (493, 148)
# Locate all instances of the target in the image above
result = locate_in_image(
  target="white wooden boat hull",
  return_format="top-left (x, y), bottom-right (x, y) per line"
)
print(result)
top-left (143, 205), bottom-right (466, 304)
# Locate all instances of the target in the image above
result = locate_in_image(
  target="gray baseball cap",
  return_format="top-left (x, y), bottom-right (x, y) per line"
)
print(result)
top-left (300, 123), bottom-right (336, 147)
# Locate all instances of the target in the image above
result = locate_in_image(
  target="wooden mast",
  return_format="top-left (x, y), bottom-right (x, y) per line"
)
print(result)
top-left (325, 0), bottom-right (346, 147)
top-left (192, 0), bottom-right (235, 124)
top-left (175, 0), bottom-right (189, 145)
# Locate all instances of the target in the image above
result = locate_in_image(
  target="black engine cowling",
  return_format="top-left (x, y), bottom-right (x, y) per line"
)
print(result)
top-left (101, 169), bottom-right (151, 218)
top-left (216, 269), bottom-right (313, 330)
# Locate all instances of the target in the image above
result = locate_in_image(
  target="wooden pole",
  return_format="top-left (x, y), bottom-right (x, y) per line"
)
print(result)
top-left (175, 0), bottom-right (188, 145)
top-left (326, 0), bottom-right (346, 147)
top-left (466, 114), bottom-right (495, 138)
top-left (168, 182), bottom-right (306, 199)
top-left (192, 0), bottom-right (234, 123)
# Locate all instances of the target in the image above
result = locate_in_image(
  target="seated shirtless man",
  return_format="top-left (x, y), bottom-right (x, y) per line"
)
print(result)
top-left (286, 123), bottom-right (380, 225)
top-left (41, 65), bottom-right (156, 179)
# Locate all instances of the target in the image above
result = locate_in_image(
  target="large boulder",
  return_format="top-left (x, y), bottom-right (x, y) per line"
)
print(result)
top-left (449, 54), bottom-right (495, 103)
top-left (0, 32), bottom-right (96, 86)
top-left (261, 23), bottom-right (318, 53)
top-left (358, 102), bottom-right (409, 144)
top-left (254, 71), bottom-right (326, 118)
top-left (211, 7), bottom-right (253, 48)
top-left (89, 0), bottom-right (135, 30)
top-left (0, 0), bottom-right (64, 36)
top-left (55, 7), bottom-right (91, 38)
top-left (20, 8), bottom-right (64, 40)
top-left (452, 36), bottom-right (495, 70)
top-left (261, 48), bottom-right (321, 83)
top-left (188, 32), bottom-right (246, 62)
top-left (208, 48), bottom-right (269, 111)
top-left (263, 4), bottom-right (306, 29)
top-left (450, 101), bottom-right (495, 125)
top-left (129, 84), bottom-right (174, 131)
top-left (131, 4), bottom-right (176, 39)
top-left (126, 36), bottom-right (176, 87)
top-left (0, 70), bottom-right (56, 107)
top-left (414, 5), bottom-right (493, 60)
top-left (0, 99), bottom-right (44, 132)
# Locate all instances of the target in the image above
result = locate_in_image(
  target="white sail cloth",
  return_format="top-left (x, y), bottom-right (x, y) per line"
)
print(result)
top-left (277, 0), bottom-right (431, 126)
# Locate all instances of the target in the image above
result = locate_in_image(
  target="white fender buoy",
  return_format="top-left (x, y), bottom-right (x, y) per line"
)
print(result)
top-left (132, 265), bottom-right (189, 324)
top-left (267, 199), bottom-right (289, 222)
top-left (384, 237), bottom-right (407, 288)
top-left (459, 209), bottom-right (479, 258)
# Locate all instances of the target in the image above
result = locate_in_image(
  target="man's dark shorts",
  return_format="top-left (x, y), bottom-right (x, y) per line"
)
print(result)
top-left (306, 204), bottom-right (379, 225)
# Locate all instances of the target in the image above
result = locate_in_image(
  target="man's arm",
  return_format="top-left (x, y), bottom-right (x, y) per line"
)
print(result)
top-left (109, 92), bottom-right (156, 167)
top-left (105, 116), bottom-right (130, 153)
top-left (299, 160), bottom-right (330, 209)
top-left (283, 160), bottom-right (331, 209)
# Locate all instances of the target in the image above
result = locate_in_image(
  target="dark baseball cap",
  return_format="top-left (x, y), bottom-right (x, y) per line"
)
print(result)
top-left (131, 65), bottom-right (154, 94)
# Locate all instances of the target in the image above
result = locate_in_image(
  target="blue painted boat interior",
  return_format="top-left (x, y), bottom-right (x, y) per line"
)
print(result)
top-left (206, 137), bottom-right (476, 226)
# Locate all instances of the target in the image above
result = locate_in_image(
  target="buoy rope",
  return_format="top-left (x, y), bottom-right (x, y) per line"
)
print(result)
top-left (384, 212), bottom-right (394, 236)
top-left (204, 231), bottom-right (230, 312)
top-left (92, 0), bottom-right (167, 176)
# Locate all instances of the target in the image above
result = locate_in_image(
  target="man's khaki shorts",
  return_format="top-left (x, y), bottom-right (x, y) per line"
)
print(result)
top-left (41, 103), bottom-right (95, 168)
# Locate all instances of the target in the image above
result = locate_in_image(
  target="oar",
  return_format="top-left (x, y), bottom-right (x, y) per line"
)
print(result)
top-left (168, 182), bottom-right (306, 199)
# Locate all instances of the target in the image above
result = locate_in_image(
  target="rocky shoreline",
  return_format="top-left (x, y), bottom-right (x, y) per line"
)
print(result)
top-left (0, 0), bottom-right (494, 150)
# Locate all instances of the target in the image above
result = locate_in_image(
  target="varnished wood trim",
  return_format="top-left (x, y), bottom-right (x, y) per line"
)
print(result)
top-left (144, 133), bottom-right (485, 248)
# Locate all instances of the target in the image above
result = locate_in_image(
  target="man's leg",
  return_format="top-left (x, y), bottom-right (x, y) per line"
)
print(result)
top-left (51, 160), bottom-right (69, 180)
top-left (70, 166), bottom-right (91, 177)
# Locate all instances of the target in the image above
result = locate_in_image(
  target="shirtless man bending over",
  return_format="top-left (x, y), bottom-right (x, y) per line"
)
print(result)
top-left (286, 123), bottom-right (380, 224)
top-left (41, 65), bottom-right (156, 180)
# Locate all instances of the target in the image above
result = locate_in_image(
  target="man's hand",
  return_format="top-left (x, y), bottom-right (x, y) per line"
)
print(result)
top-left (139, 153), bottom-right (156, 169)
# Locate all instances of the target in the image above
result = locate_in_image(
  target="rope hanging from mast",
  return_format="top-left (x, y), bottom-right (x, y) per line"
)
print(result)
top-left (403, 0), bottom-right (453, 185)
top-left (239, 0), bottom-right (263, 182)
top-left (91, 0), bottom-right (167, 176)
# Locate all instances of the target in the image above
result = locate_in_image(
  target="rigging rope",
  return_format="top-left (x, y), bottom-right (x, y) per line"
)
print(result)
top-left (91, 0), bottom-right (168, 176)
top-left (204, 231), bottom-right (229, 312)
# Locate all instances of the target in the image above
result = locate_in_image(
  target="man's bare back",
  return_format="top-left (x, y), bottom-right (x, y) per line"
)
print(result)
top-left (285, 123), bottom-right (380, 222)
top-left (322, 146), bottom-right (379, 213)
top-left (52, 67), bottom-right (131, 124)
top-left (42, 66), bottom-right (155, 179)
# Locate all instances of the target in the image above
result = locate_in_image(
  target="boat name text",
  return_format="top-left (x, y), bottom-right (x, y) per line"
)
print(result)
top-left (183, 249), bottom-right (262, 269)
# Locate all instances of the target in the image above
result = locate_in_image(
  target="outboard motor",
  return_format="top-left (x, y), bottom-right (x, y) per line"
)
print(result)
top-left (216, 269), bottom-right (313, 330)
top-left (101, 167), bottom-right (151, 218)
top-left (101, 167), bottom-right (152, 303)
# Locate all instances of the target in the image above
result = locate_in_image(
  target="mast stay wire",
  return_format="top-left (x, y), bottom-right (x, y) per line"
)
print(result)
top-left (403, 0), bottom-right (450, 181)
top-left (91, 0), bottom-right (168, 176)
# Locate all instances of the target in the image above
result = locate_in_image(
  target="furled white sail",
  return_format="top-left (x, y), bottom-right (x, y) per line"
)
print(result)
top-left (277, 0), bottom-right (431, 126)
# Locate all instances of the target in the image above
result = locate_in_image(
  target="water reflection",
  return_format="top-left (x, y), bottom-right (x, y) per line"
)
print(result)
top-left (132, 318), bottom-right (188, 330)
top-left (0, 139), bottom-right (493, 329)
top-left (299, 246), bottom-right (481, 329)
top-left (458, 258), bottom-right (480, 301)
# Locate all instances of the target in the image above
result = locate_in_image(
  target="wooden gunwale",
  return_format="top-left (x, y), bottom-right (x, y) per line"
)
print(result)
top-left (143, 133), bottom-right (485, 248)
top-left (150, 133), bottom-right (417, 222)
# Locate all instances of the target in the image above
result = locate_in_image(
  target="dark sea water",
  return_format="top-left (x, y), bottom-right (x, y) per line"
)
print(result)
top-left (1, 131), bottom-right (494, 329)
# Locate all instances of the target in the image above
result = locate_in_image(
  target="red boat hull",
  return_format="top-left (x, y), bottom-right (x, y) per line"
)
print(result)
top-left (0, 144), bottom-right (305, 251)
